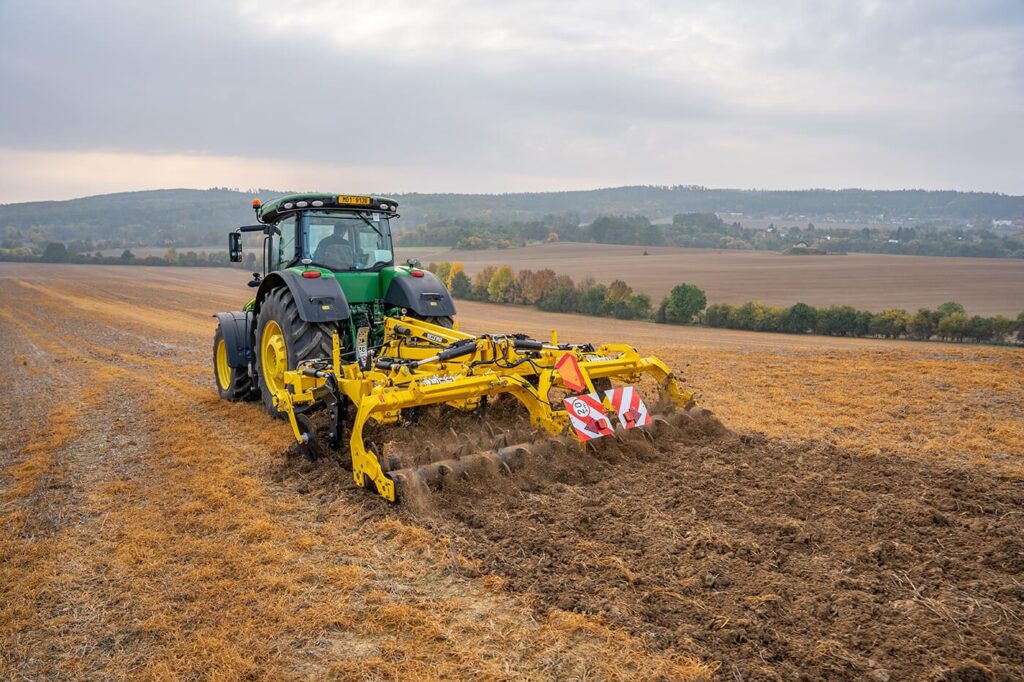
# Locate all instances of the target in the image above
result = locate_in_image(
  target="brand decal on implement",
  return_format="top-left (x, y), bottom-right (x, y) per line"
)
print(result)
top-left (421, 373), bottom-right (457, 386)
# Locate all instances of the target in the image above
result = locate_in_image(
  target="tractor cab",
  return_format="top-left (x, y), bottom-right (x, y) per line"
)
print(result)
top-left (231, 193), bottom-right (404, 303)
top-left (287, 211), bottom-right (393, 273)
top-left (257, 193), bottom-right (397, 272)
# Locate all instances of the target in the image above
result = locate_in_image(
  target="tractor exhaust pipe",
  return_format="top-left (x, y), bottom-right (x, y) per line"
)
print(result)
top-left (388, 443), bottom-right (532, 495)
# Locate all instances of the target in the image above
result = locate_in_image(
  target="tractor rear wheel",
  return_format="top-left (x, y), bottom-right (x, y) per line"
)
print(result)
top-left (256, 286), bottom-right (338, 417)
top-left (213, 327), bottom-right (257, 401)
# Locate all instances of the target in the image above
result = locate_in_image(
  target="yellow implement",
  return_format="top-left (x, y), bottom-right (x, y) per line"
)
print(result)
top-left (274, 316), bottom-right (693, 502)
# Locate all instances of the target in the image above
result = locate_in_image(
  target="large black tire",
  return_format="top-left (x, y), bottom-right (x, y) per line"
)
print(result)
top-left (255, 286), bottom-right (339, 417)
top-left (213, 326), bottom-right (258, 402)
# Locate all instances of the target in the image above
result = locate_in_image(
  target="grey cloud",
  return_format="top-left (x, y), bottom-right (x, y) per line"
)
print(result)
top-left (0, 0), bottom-right (1022, 193)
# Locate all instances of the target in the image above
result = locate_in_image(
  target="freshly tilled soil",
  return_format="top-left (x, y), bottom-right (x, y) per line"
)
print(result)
top-left (7, 264), bottom-right (1023, 680)
top-left (359, 411), bottom-right (1024, 681)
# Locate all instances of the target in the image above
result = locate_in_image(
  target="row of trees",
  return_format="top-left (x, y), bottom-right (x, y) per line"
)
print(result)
top-left (0, 241), bottom-right (254, 269)
top-left (701, 300), bottom-right (1023, 344)
top-left (401, 213), bottom-right (1024, 258)
top-left (426, 261), bottom-right (656, 320)
top-left (425, 261), bottom-right (1024, 344)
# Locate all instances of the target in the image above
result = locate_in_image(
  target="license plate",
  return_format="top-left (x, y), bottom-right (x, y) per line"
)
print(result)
top-left (338, 195), bottom-right (372, 205)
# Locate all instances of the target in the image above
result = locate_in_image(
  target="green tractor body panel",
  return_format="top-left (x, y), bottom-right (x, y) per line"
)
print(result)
top-left (377, 265), bottom-right (411, 299)
top-left (277, 265), bottom-right (412, 305)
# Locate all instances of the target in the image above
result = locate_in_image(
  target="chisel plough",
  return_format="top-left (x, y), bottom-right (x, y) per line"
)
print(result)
top-left (273, 316), bottom-right (693, 502)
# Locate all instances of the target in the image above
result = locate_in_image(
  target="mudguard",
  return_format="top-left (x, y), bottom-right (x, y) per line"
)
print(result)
top-left (384, 271), bottom-right (457, 317)
top-left (254, 271), bottom-right (351, 323)
top-left (214, 311), bottom-right (254, 368)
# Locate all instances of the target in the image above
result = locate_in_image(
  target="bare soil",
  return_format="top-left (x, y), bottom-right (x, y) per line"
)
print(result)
top-left (402, 242), bottom-right (1024, 316)
top-left (2, 263), bottom-right (1022, 680)
top-left (279, 406), bottom-right (1024, 681)
top-left (445, 427), bottom-right (1022, 679)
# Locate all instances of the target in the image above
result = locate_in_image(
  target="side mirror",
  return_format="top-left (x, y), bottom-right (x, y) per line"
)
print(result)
top-left (228, 232), bottom-right (242, 262)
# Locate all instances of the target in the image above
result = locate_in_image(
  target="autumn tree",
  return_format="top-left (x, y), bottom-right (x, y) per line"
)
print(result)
top-left (936, 312), bottom-right (968, 341)
top-left (908, 309), bottom-right (939, 340)
top-left (446, 261), bottom-right (464, 289)
top-left (450, 269), bottom-right (473, 298)
top-left (472, 265), bottom-right (497, 301)
top-left (703, 303), bottom-right (732, 327)
top-left (487, 265), bottom-right (516, 303)
top-left (869, 308), bottom-right (910, 338)
top-left (537, 275), bottom-right (578, 312)
top-left (434, 261), bottom-right (452, 285)
top-left (520, 268), bottom-right (557, 305)
top-left (513, 269), bottom-right (535, 304)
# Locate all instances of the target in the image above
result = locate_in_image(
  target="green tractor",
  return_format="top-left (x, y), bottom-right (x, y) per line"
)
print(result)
top-left (212, 194), bottom-right (694, 502)
top-left (213, 193), bottom-right (456, 415)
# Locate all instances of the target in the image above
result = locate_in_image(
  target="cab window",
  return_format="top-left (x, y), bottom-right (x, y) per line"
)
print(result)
top-left (274, 216), bottom-right (297, 270)
top-left (302, 211), bottom-right (393, 271)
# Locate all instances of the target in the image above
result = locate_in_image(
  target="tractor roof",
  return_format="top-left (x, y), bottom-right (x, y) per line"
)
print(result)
top-left (257, 193), bottom-right (399, 223)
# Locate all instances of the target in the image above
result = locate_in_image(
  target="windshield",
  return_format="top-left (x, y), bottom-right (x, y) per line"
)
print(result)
top-left (300, 211), bottom-right (393, 271)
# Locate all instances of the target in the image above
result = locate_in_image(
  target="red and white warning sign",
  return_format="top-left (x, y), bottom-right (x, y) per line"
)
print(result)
top-left (563, 392), bottom-right (614, 441)
top-left (605, 385), bottom-right (651, 430)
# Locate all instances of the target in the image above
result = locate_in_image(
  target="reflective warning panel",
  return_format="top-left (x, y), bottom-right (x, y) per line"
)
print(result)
top-left (555, 353), bottom-right (587, 393)
top-left (563, 392), bottom-right (614, 441)
top-left (605, 385), bottom-right (651, 430)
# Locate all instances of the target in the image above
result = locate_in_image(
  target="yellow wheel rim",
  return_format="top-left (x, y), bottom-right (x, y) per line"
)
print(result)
top-left (261, 319), bottom-right (287, 397)
top-left (215, 338), bottom-right (231, 390)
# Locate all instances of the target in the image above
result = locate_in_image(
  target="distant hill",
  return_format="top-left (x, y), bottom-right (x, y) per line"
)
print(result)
top-left (0, 188), bottom-right (260, 248)
top-left (2, 186), bottom-right (1022, 248)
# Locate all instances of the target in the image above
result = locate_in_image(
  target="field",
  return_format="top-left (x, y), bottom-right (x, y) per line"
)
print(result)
top-left (401, 242), bottom-right (1024, 316)
top-left (2, 263), bottom-right (1023, 680)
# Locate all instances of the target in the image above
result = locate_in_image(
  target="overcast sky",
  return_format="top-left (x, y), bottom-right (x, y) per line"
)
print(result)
top-left (1, 0), bottom-right (1022, 203)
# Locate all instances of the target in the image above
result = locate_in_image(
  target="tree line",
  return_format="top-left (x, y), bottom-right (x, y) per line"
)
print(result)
top-left (402, 213), bottom-right (1024, 258)
top-left (0, 241), bottom-right (253, 269)
top-left (427, 261), bottom-right (656, 321)
top-left (702, 301), bottom-right (1023, 344)
top-left (4, 186), bottom-right (1022, 249)
top-left (426, 260), bottom-right (1024, 345)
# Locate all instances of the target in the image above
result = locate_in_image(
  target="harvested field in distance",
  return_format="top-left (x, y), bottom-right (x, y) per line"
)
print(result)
top-left (398, 242), bottom-right (1024, 316)
top-left (2, 263), bottom-right (1022, 680)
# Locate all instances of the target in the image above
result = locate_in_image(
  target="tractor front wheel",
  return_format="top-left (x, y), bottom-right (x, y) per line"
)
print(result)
top-left (256, 286), bottom-right (337, 417)
top-left (213, 327), bottom-right (257, 401)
